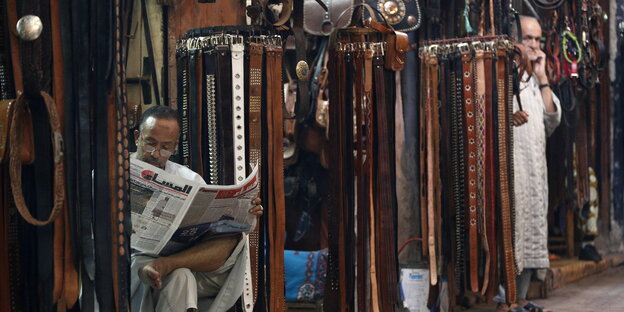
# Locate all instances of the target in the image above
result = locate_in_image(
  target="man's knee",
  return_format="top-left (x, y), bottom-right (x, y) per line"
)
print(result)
top-left (164, 268), bottom-right (195, 288)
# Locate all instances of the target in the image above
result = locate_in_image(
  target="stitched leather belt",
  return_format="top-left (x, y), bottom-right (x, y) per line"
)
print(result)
top-left (264, 41), bottom-right (286, 312)
top-left (195, 49), bottom-right (204, 176)
top-left (215, 44), bottom-right (234, 185)
top-left (231, 39), bottom-right (246, 184)
top-left (460, 44), bottom-right (479, 293)
top-left (496, 45), bottom-right (516, 304)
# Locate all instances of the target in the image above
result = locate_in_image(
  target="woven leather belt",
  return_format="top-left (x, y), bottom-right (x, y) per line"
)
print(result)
top-left (460, 44), bottom-right (479, 293)
top-left (474, 46), bottom-right (490, 295)
top-left (231, 39), bottom-right (246, 184)
top-left (264, 42), bottom-right (286, 311)
top-left (496, 45), bottom-right (516, 304)
top-left (216, 44), bottom-right (234, 185)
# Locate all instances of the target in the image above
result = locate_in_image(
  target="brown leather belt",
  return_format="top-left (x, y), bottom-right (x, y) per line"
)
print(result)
top-left (474, 46), bottom-right (490, 295)
top-left (373, 49), bottom-right (400, 311)
top-left (460, 44), bottom-right (479, 293)
top-left (247, 41), bottom-right (263, 305)
top-left (484, 46), bottom-right (498, 299)
top-left (264, 41), bottom-right (286, 312)
top-left (496, 44), bottom-right (516, 304)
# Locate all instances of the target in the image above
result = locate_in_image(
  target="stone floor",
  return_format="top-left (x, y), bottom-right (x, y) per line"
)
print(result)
top-left (465, 263), bottom-right (624, 312)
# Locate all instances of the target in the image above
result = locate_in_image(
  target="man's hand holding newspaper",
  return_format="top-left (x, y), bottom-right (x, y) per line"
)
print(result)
top-left (129, 160), bottom-right (260, 256)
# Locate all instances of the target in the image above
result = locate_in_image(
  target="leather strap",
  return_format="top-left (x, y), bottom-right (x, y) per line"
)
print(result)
top-left (177, 49), bottom-right (191, 168)
top-left (202, 47), bottom-right (219, 184)
top-left (196, 49), bottom-right (204, 176)
top-left (246, 42), bottom-right (263, 308)
top-left (189, 49), bottom-right (199, 171)
top-left (461, 45), bottom-right (479, 293)
top-left (474, 47), bottom-right (490, 294)
top-left (216, 44), bottom-right (234, 185)
top-left (496, 45), bottom-right (516, 304)
top-left (373, 50), bottom-right (400, 311)
top-left (231, 39), bottom-right (246, 184)
top-left (9, 92), bottom-right (64, 226)
top-left (264, 42), bottom-right (286, 312)
top-left (484, 46), bottom-right (498, 300)
top-left (424, 50), bottom-right (439, 287)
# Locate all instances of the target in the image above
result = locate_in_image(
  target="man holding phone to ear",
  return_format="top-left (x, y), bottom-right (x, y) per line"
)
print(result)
top-left (498, 16), bottom-right (562, 312)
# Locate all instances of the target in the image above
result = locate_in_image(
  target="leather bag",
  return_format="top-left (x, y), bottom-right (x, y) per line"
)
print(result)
top-left (364, 0), bottom-right (422, 32)
top-left (304, 0), bottom-right (354, 36)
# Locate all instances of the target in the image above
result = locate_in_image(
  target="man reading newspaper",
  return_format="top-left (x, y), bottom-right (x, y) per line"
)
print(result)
top-left (130, 106), bottom-right (262, 312)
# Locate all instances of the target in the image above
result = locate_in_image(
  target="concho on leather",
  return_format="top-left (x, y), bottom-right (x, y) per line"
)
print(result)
top-left (303, 0), bottom-right (354, 36)
top-left (0, 98), bottom-right (35, 164)
top-left (364, 0), bottom-right (422, 32)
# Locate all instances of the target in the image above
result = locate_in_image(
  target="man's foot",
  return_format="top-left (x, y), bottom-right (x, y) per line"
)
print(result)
top-left (138, 259), bottom-right (171, 289)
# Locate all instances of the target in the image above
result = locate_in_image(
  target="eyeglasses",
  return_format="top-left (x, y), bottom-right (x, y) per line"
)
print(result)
top-left (142, 144), bottom-right (176, 158)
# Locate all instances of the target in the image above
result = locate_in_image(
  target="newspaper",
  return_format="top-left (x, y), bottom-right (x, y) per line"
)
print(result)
top-left (130, 159), bottom-right (259, 256)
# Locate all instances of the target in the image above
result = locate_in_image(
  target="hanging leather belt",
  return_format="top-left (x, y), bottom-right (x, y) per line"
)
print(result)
top-left (188, 49), bottom-right (200, 172)
top-left (460, 44), bottom-right (479, 293)
top-left (474, 45), bottom-right (490, 294)
top-left (246, 41), bottom-right (263, 308)
top-left (342, 46), bottom-right (354, 310)
top-left (202, 46), bottom-right (218, 183)
top-left (326, 44), bottom-right (345, 312)
top-left (496, 45), bottom-right (516, 304)
top-left (195, 49), bottom-right (204, 176)
top-left (354, 44), bottom-right (369, 311)
top-left (372, 50), bottom-right (399, 311)
top-left (230, 39), bottom-right (246, 184)
top-left (177, 49), bottom-right (191, 168)
top-left (215, 44), bottom-right (234, 185)
top-left (484, 46), bottom-right (499, 299)
top-left (264, 41), bottom-right (286, 312)
top-left (449, 50), bottom-right (466, 292)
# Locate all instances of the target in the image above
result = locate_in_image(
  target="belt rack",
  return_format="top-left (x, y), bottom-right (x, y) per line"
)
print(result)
top-left (419, 36), bottom-right (518, 304)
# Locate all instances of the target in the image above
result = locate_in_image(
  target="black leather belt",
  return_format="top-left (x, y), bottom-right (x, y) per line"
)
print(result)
top-left (177, 49), bottom-right (191, 168)
top-left (215, 44), bottom-right (234, 185)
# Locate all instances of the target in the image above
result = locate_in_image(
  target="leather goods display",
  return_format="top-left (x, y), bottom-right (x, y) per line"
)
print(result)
top-left (418, 36), bottom-right (519, 304)
top-left (363, 0), bottom-right (423, 32)
top-left (304, 0), bottom-right (354, 36)
top-left (176, 26), bottom-right (287, 311)
top-left (324, 20), bottom-right (405, 310)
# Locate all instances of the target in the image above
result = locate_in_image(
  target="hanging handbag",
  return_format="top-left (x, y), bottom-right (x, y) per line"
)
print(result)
top-left (363, 0), bottom-right (422, 32)
top-left (304, 0), bottom-right (354, 36)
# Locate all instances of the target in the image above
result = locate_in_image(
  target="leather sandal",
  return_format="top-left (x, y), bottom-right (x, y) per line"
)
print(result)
top-left (523, 301), bottom-right (552, 312)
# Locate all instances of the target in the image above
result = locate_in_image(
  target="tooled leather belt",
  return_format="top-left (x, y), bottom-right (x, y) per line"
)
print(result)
top-left (460, 44), bottom-right (479, 293)
top-left (188, 49), bottom-right (200, 171)
top-left (264, 41), bottom-right (286, 312)
top-left (246, 41), bottom-right (263, 308)
top-left (496, 45), bottom-right (516, 304)
top-left (215, 44), bottom-right (234, 185)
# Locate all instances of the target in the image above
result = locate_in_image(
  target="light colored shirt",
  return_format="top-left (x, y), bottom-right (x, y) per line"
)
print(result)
top-left (512, 73), bottom-right (561, 271)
